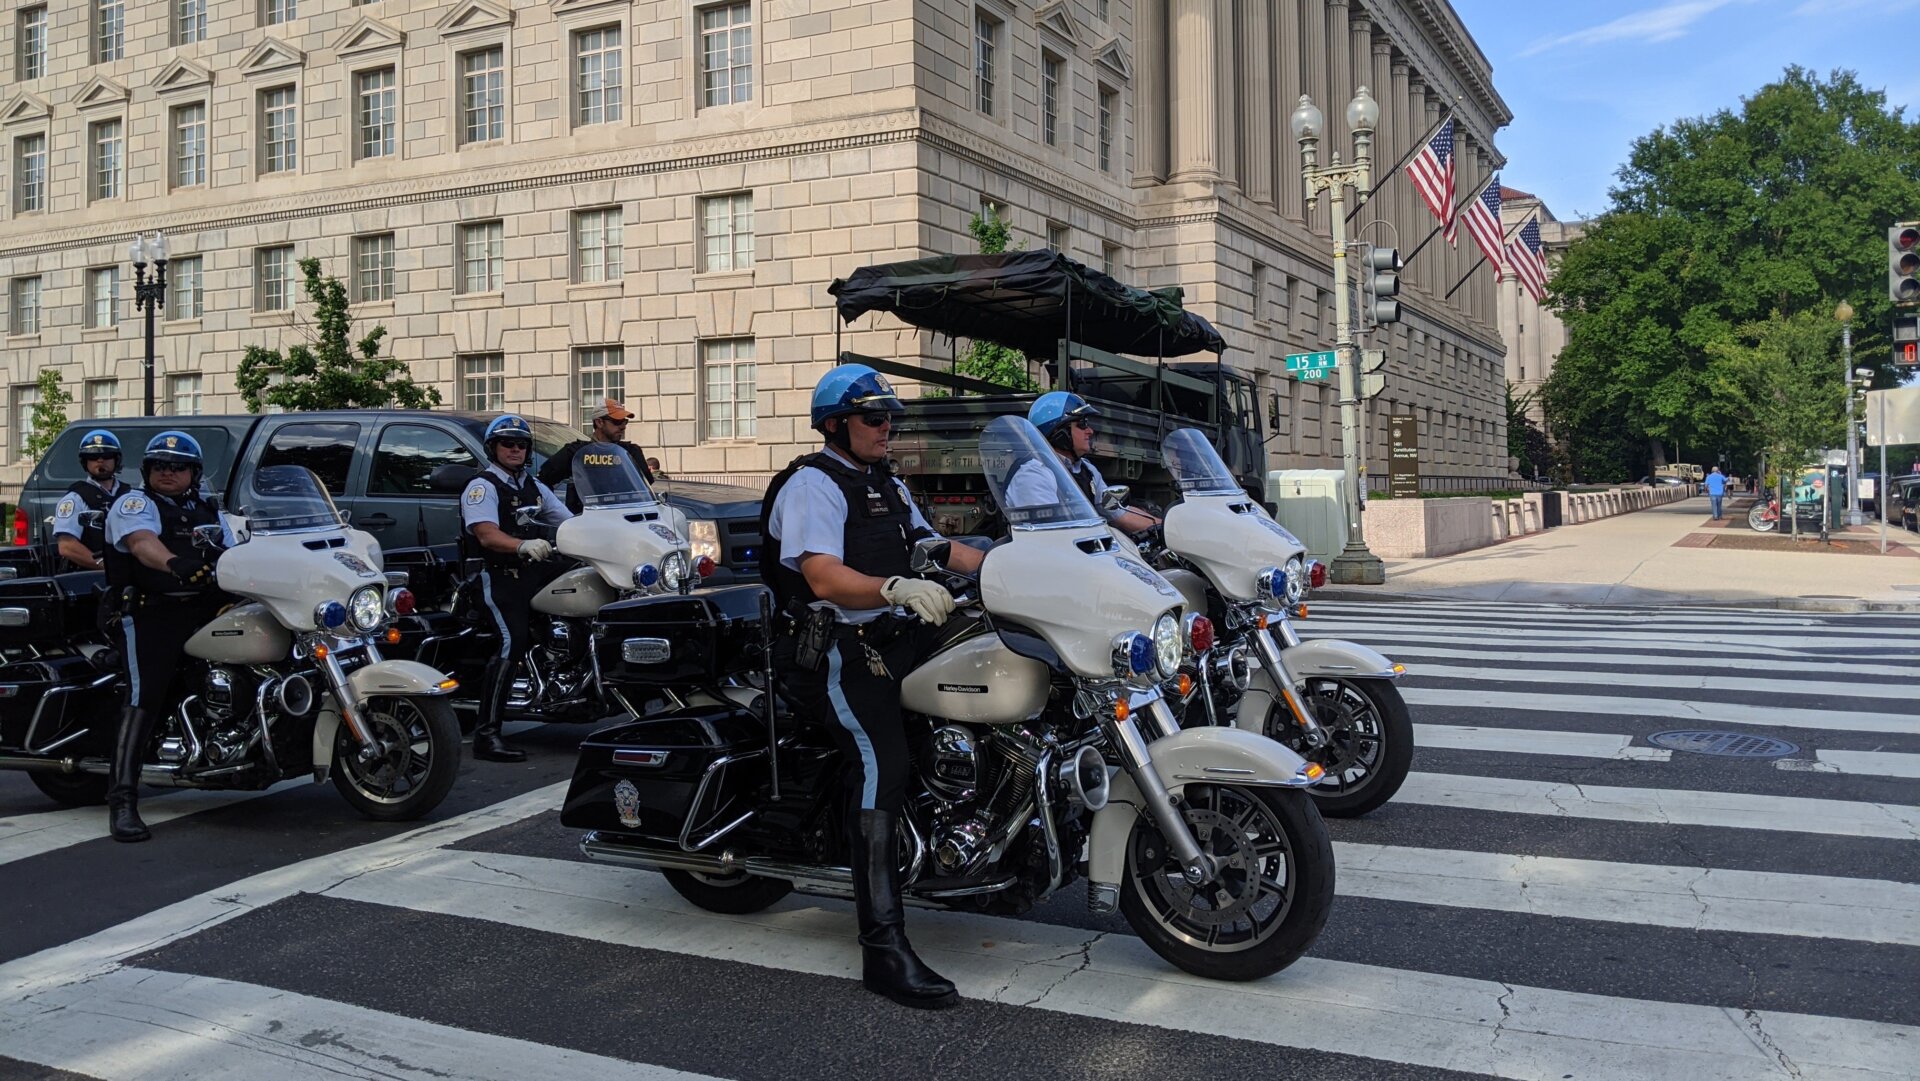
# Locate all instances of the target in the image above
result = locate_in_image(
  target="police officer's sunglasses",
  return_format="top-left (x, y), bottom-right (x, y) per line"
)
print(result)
top-left (148, 461), bottom-right (194, 473)
top-left (495, 439), bottom-right (532, 450)
top-left (1069, 418), bottom-right (1094, 431)
top-left (854, 413), bottom-right (893, 429)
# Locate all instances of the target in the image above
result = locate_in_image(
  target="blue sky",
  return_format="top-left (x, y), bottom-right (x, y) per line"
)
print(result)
top-left (1452, 0), bottom-right (1919, 221)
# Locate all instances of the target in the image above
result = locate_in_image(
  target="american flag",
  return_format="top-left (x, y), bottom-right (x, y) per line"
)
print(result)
top-left (1460, 177), bottom-right (1504, 282)
top-left (1506, 216), bottom-right (1549, 302)
top-left (1405, 118), bottom-right (1457, 245)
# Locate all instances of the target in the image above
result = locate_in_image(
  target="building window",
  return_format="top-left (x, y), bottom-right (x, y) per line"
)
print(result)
top-left (86, 267), bottom-right (119, 328)
top-left (9, 277), bottom-right (41, 335)
top-left (356, 68), bottom-right (397, 160)
top-left (13, 385), bottom-right (39, 456)
top-left (1101, 243), bottom-right (1121, 278)
top-left (353, 234), bottom-right (395, 302)
top-left (702, 339), bottom-right (756, 440)
top-left (172, 103), bottom-right (208, 188)
top-left (1046, 222), bottom-right (1068, 254)
top-left (1275, 272), bottom-right (1293, 327)
top-left (95, 0), bottom-right (123, 62)
top-left (699, 2), bottom-right (752, 107)
top-left (1096, 0), bottom-right (1109, 18)
top-left (262, 0), bottom-right (295, 25)
top-left (574, 26), bottom-right (623, 125)
top-left (168, 374), bottom-right (203, 417)
top-left (1251, 262), bottom-right (1270, 324)
top-left (18, 7), bottom-right (46, 80)
top-left (1040, 51), bottom-right (1062, 146)
top-left (974, 12), bottom-right (999, 116)
top-left (458, 221), bottom-right (505, 294)
top-left (168, 256), bottom-right (203, 320)
top-left (256, 246), bottom-right (295, 311)
top-left (575, 346), bottom-right (625, 426)
top-left (87, 379), bottom-right (118, 419)
top-left (459, 353), bottom-right (505, 411)
top-left (1098, 86), bottom-right (1116, 172)
top-left (699, 192), bottom-right (754, 273)
top-left (460, 47), bottom-right (506, 144)
top-left (14, 134), bottom-right (46, 214)
top-left (573, 207), bottom-right (623, 283)
top-left (90, 120), bottom-right (123, 202)
top-left (260, 86), bottom-right (298, 174)
top-left (175, 0), bottom-right (205, 44)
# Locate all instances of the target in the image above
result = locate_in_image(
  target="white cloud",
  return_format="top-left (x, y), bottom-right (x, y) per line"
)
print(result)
top-left (1792, 0), bottom-right (1920, 13)
top-left (1521, 0), bottom-right (1746, 57)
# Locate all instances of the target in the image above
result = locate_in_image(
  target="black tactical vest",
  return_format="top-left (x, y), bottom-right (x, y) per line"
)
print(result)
top-left (124, 488), bottom-right (220, 597)
top-left (1066, 458), bottom-right (1102, 507)
top-left (466, 469), bottom-right (548, 569)
top-left (63, 479), bottom-right (119, 568)
top-left (759, 452), bottom-right (931, 613)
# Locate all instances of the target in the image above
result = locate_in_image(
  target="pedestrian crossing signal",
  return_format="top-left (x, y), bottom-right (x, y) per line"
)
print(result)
top-left (1899, 341), bottom-right (1918, 367)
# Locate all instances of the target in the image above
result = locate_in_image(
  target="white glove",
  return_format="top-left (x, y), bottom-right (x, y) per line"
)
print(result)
top-left (882, 576), bottom-right (955, 626)
top-left (518, 538), bottom-right (554, 562)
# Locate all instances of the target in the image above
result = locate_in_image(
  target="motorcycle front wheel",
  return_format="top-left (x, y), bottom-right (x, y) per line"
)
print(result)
top-left (1118, 784), bottom-right (1334, 982)
top-left (1291, 678), bottom-right (1414, 818)
top-left (1747, 504), bottom-right (1778, 532)
top-left (331, 695), bottom-right (462, 821)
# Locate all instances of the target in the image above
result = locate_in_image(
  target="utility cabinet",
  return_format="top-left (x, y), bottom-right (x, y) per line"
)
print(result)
top-left (1267, 469), bottom-right (1349, 560)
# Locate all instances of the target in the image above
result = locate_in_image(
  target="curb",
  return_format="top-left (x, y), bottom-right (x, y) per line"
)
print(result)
top-left (1308, 586), bottom-right (1920, 614)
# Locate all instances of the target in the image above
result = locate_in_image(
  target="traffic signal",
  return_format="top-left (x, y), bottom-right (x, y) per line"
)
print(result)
top-left (1890, 223), bottom-right (1920, 306)
top-left (1361, 245), bottom-right (1401, 325)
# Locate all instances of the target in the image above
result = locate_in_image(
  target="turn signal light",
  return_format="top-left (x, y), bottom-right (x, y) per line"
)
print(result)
top-left (383, 627), bottom-right (402, 645)
top-left (437, 679), bottom-right (459, 690)
top-left (1177, 673), bottom-right (1194, 696)
top-left (388, 588), bottom-right (417, 616)
top-left (1392, 664), bottom-right (1406, 674)
top-left (1256, 613), bottom-right (1270, 630)
top-left (1304, 762), bottom-right (1326, 781)
top-left (1296, 603), bottom-right (1309, 619)
top-left (1188, 615), bottom-right (1214, 654)
top-left (312, 644), bottom-right (330, 660)
top-left (694, 555), bottom-right (717, 579)
top-left (1114, 699), bottom-right (1131, 722)
top-left (1308, 561), bottom-right (1328, 589)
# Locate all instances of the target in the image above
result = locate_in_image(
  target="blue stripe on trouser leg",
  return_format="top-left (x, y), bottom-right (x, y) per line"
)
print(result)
top-left (479, 572), bottom-right (513, 662)
top-left (825, 642), bottom-right (880, 810)
top-left (121, 616), bottom-right (139, 704)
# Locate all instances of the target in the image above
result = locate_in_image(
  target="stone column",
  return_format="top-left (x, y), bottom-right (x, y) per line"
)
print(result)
top-left (1213, 0), bottom-right (1238, 190)
top-left (1325, 0), bottom-right (1352, 174)
top-left (1169, 0), bottom-right (1220, 182)
top-left (1136, 0), bottom-right (1168, 183)
top-left (1389, 51), bottom-right (1414, 253)
top-left (1242, 0), bottom-right (1274, 207)
top-left (1299, 0), bottom-right (1331, 234)
top-left (1275, 0), bottom-right (1306, 220)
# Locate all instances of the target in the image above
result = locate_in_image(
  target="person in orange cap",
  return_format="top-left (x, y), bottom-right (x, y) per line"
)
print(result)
top-left (538, 397), bottom-right (658, 513)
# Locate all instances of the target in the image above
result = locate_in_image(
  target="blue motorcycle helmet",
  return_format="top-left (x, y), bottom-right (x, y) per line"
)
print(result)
top-left (1028, 391), bottom-right (1100, 446)
top-left (77, 429), bottom-right (122, 463)
top-left (141, 430), bottom-right (204, 484)
top-left (484, 414), bottom-right (535, 463)
top-left (810, 363), bottom-right (904, 432)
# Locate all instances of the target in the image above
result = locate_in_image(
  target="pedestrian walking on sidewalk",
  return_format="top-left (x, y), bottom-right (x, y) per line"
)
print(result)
top-left (1706, 466), bottom-right (1728, 520)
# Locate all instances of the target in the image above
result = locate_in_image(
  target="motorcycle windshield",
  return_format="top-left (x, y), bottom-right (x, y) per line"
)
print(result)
top-left (237, 465), bottom-right (344, 535)
top-left (1163, 428), bottom-right (1242, 496)
top-left (572, 448), bottom-right (657, 509)
top-left (982, 415), bottom-right (1105, 530)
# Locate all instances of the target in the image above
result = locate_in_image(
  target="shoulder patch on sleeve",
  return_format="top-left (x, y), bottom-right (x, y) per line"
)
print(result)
top-left (465, 483), bottom-right (488, 505)
top-left (56, 498), bottom-right (75, 518)
top-left (119, 496), bottom-right (147, 516)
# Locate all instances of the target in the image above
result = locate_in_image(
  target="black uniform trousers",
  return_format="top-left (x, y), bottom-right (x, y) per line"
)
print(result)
top-left (778, 618), bottom-right (945, 815)
top-left (474, 561), bottom-right (563, 729)
top-left (120, 593), bottom-right (225, 713)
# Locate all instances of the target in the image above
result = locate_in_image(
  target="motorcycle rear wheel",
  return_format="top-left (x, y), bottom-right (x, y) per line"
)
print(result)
top-left (29, 770), bottom-right (110, 807)
top-left (664, 869), bottom-right (794, 914)
top-left (1118, 784), bottom-right (1334, 982)
top-left (1293, 678), bottom-right (1413, 818)
top-left (331, 696), bottom-right (462, 821)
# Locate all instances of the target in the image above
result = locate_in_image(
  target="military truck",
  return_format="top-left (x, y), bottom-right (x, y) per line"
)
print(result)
top-left (828, 251), bottom-right (1266, 535)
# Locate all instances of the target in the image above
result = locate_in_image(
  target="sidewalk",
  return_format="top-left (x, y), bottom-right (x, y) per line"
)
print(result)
top-left (1319, 493), bottom-right (1920, 611)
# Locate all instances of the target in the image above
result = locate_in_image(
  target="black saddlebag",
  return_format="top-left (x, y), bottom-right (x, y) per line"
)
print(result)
top-left (0, 572), bottom-right (105, 648)
top-left (560, 705), bottom-right (769, 844)
top-left (591, 583), bottom-right (772, 689)
top-left (0, 653), bottom-right (119, 754)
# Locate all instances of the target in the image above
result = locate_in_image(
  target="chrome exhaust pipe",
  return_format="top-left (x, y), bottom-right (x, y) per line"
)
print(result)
top-left (0, 754), bottom-right (80, 774)
top-left (579, 833), bottom-right (998, 903)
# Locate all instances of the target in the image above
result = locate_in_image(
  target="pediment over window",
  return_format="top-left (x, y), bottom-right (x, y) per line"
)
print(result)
top-left (1034, 1), bottom-right (1085, 47)
top-left (240, 37), bottom-right (307, 78)
top-left (0, 92), bottom-right (51, 127)
top-left (335, 16), bottom-right (407, 58)
top-left (151, 58), bottom-right (214, 95)
top-left (71, 75), bottom-right (130, 112)
top-left (550, 0), bottom-right (628, 18)
top-left (1093, 37), bottom-right (1131, 81)
top-left (436, 0), bottom-right (514, 38)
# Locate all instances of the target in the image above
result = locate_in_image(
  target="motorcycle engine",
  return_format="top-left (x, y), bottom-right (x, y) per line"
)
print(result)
top-left (924, 725), bottom-right (985, 802)
top-left (199, 666), bottom-right (259, 766)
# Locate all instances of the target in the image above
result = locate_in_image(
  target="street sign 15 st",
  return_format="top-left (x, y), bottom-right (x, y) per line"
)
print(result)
top-left (1285, 350), bottom-right (1338, 372)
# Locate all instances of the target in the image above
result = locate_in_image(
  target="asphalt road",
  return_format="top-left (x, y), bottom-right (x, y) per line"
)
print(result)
top-left (0, 600), bottom-right (1915, 1081)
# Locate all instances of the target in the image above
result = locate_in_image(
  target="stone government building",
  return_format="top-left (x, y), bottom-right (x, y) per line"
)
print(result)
top-left (0, 0), bottom-right (1510, 490)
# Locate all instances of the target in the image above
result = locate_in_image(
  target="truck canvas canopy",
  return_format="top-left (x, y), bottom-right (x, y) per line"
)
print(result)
top-left (829, 251), bottom-right (1225, 359)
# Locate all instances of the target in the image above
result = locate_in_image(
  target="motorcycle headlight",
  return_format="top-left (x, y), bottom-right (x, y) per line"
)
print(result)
top-left (348, 585), bottom-right (386, 633)
top-left (661, 551), bottom-right (688, 592)
top-left (1152, 613), bottom-right (1181, 680)
top-left (688, 520), bottom-right (721, 565)
top-left (633, 563), bottom-right (660, 590)
top-left (1284, 556), bottom-right (1307, 604)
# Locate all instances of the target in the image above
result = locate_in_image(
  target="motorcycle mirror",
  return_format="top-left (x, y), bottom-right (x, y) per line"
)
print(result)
top-left (909, 537), bottom-right (951, 574)
top-left (191, 523), bottom-right (225, 549)
top-left (337, 510), bottom-right (353, 527)
top-left (513, 505), bottom-right (539, 526)
top-left (79, 510), bottom-right (106, 528)
top-left (1099, 486), bottom-right (1130, 512)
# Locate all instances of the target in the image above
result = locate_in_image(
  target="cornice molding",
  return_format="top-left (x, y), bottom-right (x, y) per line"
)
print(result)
top-left (151, 58), bottom-right (214, 95)
top-left (70, 75), bottom-right (130, 112)
top-left (436, 0), bottom-right (515, 39)
top-left (335, 16), bottom-right (407, 59)
top-left (239, 37), bottom-right (307, 78)
top-left (0, 92), bottom-right (51, 127)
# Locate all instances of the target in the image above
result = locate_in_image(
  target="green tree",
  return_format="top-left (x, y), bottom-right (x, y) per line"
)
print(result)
top-left (952, 204), bottom-right (1040, 392)
top-left (1543, 68), bottom-right (1920, 480)
top-left (236, 258), bottom-right (441, 413)
top-left (1505, 383), bottom-right (1552, 479)
top-left (22, 367), bottom-right (72, 462)
top-left (1705, 310), bottom-right (1843, 475)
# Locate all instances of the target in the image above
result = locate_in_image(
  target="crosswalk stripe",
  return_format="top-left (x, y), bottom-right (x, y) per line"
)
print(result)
top-left (1397, 771), bottom-right (1920, 839)
top-left (1401, 686), bottom-right (1920, 737)
top-left (323, 848), bottom-right (1920, 1081)
top-left (1309, 600), bottom-right (1920, 629)
top-left (1399, 663), bottom-right (1910, 702)
top-left (0, 779), bottom-right (306, 869)
top-left (0, 966), bottom-right (718, 1081)
top-left (1300, 621), bottom-right (1920, 656)
top-left (1351, 642), bottom-right (1920, 680)
top-left (1333, 841), bottom-right (1920, 946)
top-left (1776, 750), bottom-right (1920, 779)
top-left (1302, 625), bottom-right (1920, 663)
top-left (1414, 723), bottom-right (1671, 760)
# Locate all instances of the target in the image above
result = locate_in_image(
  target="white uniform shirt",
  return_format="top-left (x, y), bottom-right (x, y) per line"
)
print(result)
top-left (51, 477), bottom-right (124, 541)
top-left (1004, 455), bottom-right (1117, 521)
top-left (766, 447), bottom-right (938, 624)
top-left (460, 463), bottom-right (572, 534)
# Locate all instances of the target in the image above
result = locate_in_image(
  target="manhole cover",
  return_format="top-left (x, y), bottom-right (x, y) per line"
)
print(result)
top-left (1647, 731), bottom-right (1799, 758)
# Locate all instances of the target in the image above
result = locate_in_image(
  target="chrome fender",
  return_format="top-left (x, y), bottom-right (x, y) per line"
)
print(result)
top-left (311, 660), bottom-right (454, 780)
top-left (1277, 638), bottom-right (1398, 681)
top-left (1085, 727), bottom-right (1315, 901)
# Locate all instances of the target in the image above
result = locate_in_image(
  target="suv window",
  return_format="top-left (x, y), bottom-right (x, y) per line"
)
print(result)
top-left (371, 424), bottom-right (479, 495)
top-left (256, 422), bottom-right (361, 495)
top-left (35, 425), bottom-right (237, 489)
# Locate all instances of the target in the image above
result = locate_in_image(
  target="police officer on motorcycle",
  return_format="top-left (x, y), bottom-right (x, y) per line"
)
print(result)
top-left (1016, 392), bottom-right (1160, 534)
top-left (50, 429), bottom-right (127, 572)
top-left (461, 415), bottom-right (572, 763)
top-left (102, 431), bottom-right (227, 842)
top-left (761, 363), bottom-right (984, 1009)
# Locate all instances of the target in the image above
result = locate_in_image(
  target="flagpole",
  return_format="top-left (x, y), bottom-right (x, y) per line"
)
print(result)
top-left (1403, 177), bottom-right (1483, 270)
top-left (1344, 107), bottom-right (1454, 224)
top-left (1443, 212), bottom-right (1530, 300)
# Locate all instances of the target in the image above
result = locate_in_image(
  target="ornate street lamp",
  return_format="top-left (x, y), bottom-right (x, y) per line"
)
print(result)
top-left (129, 232), bottom-right (169, 417)
top-left (1835, 299), bottom-right (1860, 527)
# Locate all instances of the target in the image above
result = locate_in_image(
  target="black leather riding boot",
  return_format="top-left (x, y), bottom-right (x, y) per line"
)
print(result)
top-left (471, 661), bottom-right (526, 763)
top-left (105, 707), bottom-right (155, 843)
top-left (851, 809), bottom-right (958, 1009)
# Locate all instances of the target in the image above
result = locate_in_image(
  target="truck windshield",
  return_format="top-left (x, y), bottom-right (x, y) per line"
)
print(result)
top-left (237, 465), bottom-right (344, 535)
top-left (1162, 428), bottom-right (1241, 495)
top-left (571, 448), bottom-right (656, 509)
top-left (982, 416), bottom-right (1104, 530)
